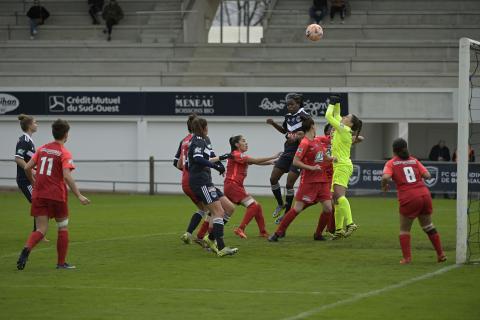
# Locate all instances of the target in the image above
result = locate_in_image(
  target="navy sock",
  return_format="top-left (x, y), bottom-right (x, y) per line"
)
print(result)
top-left (271, 183), bottom-right (284, 206)
top-left (186, 212), bottom-right (203, 234)
top-left (213, 218), bottom-right (225, 250)
top-left (285, 188), bottom-right (295, 212)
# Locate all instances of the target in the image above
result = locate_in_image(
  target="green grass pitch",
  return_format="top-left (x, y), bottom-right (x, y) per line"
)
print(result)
top-left (0, 191), bottom-right (479, 320)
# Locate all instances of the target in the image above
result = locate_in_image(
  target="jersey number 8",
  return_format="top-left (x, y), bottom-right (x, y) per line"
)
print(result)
top-left (403, 166), bottom-right (417, 183)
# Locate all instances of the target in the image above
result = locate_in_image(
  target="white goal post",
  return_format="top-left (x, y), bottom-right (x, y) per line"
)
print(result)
top-left (457, 37), bottom-right (480, 264)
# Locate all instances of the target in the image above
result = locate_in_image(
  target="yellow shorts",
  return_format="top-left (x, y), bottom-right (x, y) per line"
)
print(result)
top-left (331, 164), bottom-right (353, 190)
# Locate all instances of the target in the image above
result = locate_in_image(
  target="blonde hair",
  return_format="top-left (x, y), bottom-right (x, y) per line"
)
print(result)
top-left (18, 114), bottom-right (34, 132)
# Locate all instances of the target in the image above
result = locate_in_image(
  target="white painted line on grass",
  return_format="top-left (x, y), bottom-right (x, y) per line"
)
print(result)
top-left (281, 264), bottom-right (460, 320)
top-left (0, 232), bottom-right (177, 260)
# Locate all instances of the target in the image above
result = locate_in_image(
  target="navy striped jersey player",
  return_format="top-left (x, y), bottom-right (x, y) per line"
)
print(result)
top-left (283, 108), bottom-right (311, 150)
top-left (187, 135), bottom-right (225, 204)
top-left (188, 135), bottom-right (225, 204)
top-left (275, 102), bottom-right (311, 173)
top-left (15, 132), bottom-right (36, 201)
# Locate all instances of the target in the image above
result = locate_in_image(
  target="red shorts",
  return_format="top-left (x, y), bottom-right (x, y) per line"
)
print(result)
top-left (224, 181), bottom-right (249, 204)
top-left (399, 194), bottom-right (433, 219)
top-left (182, 180), bottom-right (200, 204)
top-left (295, 181), bottom-right (331, 204)
top-left (31, 197), bottom-right (69, 219)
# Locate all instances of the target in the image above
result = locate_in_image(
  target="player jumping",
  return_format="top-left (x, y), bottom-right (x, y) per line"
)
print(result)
top-left (381, 138), bottom-right (446, 264)
top-left (267, 93), bottom-right (310, 223)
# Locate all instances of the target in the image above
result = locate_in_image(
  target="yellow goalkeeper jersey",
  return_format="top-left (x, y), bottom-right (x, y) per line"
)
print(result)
top-left (325, 103), bottom-right (352, 166)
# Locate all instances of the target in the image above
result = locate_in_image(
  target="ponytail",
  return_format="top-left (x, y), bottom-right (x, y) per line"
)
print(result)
top-left (350, 114), bottom-right (362, 140)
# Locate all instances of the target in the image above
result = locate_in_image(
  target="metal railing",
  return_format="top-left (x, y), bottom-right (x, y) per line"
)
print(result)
top-left (1, 158), bottom-right (471, 196)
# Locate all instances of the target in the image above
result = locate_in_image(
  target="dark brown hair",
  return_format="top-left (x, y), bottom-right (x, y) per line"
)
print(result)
top-left (187, 113), bottom-right (197, 133)
top-left (324, 123), bottom-right (332, 135)
top-left (18, 114), bottom-right (34, 132)
top-left (302, 118), bottom-right (315, 132)
top-left (52, 119), bottom-right (70, 140)
top-left (392, 138), bottom-right (410, 160)
top-left (350, 114), bottom-right (363, 139)
top-left (191, 117), bottom-right (208, 138)
top-left (229, 135), bottom-right (242, 152)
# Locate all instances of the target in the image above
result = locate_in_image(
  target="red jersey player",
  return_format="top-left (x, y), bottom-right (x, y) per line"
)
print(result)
top-left (382, 138), bottom-right (446, 264)
top-left (17, 119), bottom-right (90, 270)
top-left (224, 135), bottom-right (279, 239)
top-left (175, 114), bottom-right (211, 245)
top-left (269, 118), bottom-right (334, 242)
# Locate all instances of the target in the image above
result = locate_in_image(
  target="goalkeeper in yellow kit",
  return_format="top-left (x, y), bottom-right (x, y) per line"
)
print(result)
top-left (325, 95), bottom-right (363, 239)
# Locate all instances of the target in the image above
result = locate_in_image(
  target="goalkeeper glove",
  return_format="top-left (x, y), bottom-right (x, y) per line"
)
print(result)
top-left (329, 95), bottom-right (341, 105)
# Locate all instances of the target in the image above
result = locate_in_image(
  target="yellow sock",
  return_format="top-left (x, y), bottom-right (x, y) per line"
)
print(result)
top-left (334, 201), bottom-right (344, 230)
top-left (338, 196), bottom-right (353, 226)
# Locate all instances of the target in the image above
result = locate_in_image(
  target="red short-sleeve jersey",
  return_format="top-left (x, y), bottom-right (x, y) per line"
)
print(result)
top-left (383, 156), bottom-right (430, 205)
top-left (317, 135), bottom-right (333, 180)
top-left (225, 150), bottom-right (250, 185)
top-left (31, 142), bottom-right (75, 202)
top-left (180, 134), bottom-right (193, 184)
top-left (295, 136), bottom-right (330, 184)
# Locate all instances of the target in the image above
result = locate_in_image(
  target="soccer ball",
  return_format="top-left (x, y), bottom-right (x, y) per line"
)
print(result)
top-left (305, 24), bottom-right (323, 41)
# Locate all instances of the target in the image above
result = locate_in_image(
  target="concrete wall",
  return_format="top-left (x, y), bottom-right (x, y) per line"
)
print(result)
top-left (0, 87), bottom-right (463, 194)
top-left (183, 0), bottom-right (220, 43)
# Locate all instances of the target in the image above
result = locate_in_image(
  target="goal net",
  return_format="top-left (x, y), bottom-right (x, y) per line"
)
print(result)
top-left (457, 37), bottom-right (480, 264)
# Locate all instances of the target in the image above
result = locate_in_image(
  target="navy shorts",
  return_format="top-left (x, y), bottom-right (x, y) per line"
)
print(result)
top-left (191, 183), bottom-right (224, 205)
top-left (17, 179), bottom-right (32, 203)
top-left (274, 151), bottom-right (300, 175)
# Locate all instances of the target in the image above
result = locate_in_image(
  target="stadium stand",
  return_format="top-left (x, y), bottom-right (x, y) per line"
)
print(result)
top-left (0, 0), bottom-right (479, 87)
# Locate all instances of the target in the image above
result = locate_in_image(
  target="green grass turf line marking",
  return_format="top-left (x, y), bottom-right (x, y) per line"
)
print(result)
top-left (281, 264), bottom-right (460, 320)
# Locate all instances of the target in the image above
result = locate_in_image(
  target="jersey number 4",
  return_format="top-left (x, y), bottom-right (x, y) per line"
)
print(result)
top-left (403, 166), bottom-right (417, 183)
top-left (39, 156), bottom-right (54, 176)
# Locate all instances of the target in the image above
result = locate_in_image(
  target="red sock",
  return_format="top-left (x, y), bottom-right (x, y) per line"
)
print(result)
top-left (57, 229), bottom-right (69, 265)
top-left (327, 208), bottom-right (336, 233)
top-left (276, 209), bottom-right (298, 236)
top-left (253, 204), bottom-right (267, 234)
top-left (239, 204), bottom-right (258, 230)
top-left (196, 220), bottom-right (209, 239)
top-left (25, 231), bottom-right (44, 250)
top-left (399, 234), bottom-right (411, 260)
top-left (315, 211), bottom-right (331, 237)
top-left (428, 232), bottom-right (444, 256)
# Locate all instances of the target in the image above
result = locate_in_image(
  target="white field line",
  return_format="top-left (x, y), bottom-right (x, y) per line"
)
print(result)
top-left (0, 232), bottom-right (177, 260)
top-left (0, 264), bottom-right (461, 298)
top-left (281, 264), bottom-right (460, 320)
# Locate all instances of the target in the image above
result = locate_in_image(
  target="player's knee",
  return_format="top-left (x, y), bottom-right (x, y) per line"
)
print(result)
top-left (197, 210), bottom-right (207, 218)
top-left (323, 206), bottom-right (333, 215)
top-left (422, 223), bottom-right (437, 235)
top-left (270, 176), bottom-right (279, 185)
top-left (37, 226), bottom-right (48, 234)
top-left (57, 219), bottom-right (69, 229)
top-left (242, 198), bottom-right (256, 207)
